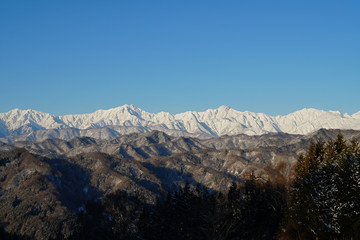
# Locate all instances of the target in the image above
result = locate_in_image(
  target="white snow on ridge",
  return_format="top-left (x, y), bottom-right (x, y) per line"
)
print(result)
top-left (0, 108), bottom-right (65, 131)
top-left (1, 105), bottom-right (360, 137)
top-left (274, 108), bottom-right (360, 135)
top-left (352, 111), bottom-right (360, 119)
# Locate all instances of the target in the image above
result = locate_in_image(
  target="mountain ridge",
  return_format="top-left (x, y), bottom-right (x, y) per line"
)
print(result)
top-left (1, 105), bottom-right (360, 143)
top-left (1, 129), bottom-right (360, 238)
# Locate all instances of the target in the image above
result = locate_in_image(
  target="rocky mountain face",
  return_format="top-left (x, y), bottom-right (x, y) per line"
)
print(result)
top-left (1, 105), bottom-right (360, 143)
top-left (1, 129), bottom-right (360, 238)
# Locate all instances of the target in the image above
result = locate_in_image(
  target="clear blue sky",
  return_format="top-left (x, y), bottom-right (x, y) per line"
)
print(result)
top-left (1, 1), bottom-right (359, 116)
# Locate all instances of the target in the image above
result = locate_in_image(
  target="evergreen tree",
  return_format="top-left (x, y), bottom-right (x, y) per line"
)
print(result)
top-left (287, 134), bottom-right (360, 239)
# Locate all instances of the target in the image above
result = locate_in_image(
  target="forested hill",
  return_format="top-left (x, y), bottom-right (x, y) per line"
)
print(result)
top-left (0, 129), bottom-right (360, 239)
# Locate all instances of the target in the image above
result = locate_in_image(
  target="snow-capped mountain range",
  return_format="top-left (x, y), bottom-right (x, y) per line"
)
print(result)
top-left (1, 104), bottom-right (360, 142)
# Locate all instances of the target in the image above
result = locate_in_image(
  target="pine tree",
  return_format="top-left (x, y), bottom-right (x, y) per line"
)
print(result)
top-left (287, 134), bottom-right (360, 239)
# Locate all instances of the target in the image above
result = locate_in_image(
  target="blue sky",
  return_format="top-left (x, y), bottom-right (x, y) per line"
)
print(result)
top-left (1, 1), bottom-right (359, 116)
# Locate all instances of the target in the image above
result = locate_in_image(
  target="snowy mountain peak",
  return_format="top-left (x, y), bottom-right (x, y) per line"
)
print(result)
top-left (0, 108), bottom-right (62, 131)
top-left (94, 104), bottom-right (139, 114)
top-left (291, 107), bottom-right (324, 114)
top-left (4, 108), bottom-right (42, 116)
top-left (217, 105), bottom-right (231, 111)
top-left (118, 104), bottom-right (138, 110)
top-left (1, 105), bottom-right (360, 142)
top-left (328, 110), bottom-right (341, 115)
top-left (352, 111), bottom-right (360, 119)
